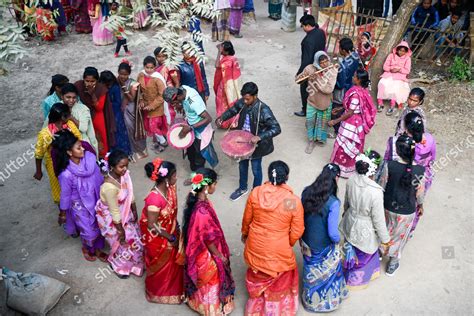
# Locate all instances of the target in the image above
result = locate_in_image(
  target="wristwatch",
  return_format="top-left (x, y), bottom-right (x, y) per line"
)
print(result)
top-left (168, 235), bottom-right (177, 242)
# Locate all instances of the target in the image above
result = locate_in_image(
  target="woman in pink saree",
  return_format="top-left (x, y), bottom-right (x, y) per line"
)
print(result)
top-left (95, 149), bottom-right (144, 278)
top-left (214, 41), bottom-right (241, 129)
top-left (329, 69), bottom-right (376, 178)
top-left (182, 168), bottom-right (235, 315)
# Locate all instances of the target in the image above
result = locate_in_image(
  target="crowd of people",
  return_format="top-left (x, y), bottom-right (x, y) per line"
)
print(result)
top-left (27, 2), bottom-right (445, 315)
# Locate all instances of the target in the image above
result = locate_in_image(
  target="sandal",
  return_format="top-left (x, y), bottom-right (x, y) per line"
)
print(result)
top-left (183, 178), bottom-right (192, 186)
top-left (82, 248), bottom-right (97, 262)
top-left (153, 145), bottom-right (165, 153)
top-left (135, 151), bottom-right (148, 160)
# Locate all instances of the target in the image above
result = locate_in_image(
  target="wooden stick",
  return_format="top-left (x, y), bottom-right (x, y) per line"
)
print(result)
top-left (295, 64), bottom-right (338, 84)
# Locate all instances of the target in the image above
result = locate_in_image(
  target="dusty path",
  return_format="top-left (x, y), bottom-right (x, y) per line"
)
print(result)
top-left (0, 2), bottom-right (473, 315)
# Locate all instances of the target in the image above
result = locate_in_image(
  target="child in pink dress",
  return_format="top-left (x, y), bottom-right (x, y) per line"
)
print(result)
top-left (377, 41), bottom-right (412, 116)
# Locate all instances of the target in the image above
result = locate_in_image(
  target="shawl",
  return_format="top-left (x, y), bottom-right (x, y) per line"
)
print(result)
top-left (64, 150), bottom-right (102, 212)
top-left (343, 85), bottom-right (376, 134)
top-left (185, 200), bottom-right (235, 303)
top-left (188, 57), bottom-right (205, 95)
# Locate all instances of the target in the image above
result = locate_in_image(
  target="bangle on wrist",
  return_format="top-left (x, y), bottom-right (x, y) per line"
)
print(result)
top-left (168, 235), bottom-right (176, 242)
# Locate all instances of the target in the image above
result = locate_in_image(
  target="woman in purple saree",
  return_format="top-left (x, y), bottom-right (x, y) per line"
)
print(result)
top-left (53, 130), bottom-right (107, 262)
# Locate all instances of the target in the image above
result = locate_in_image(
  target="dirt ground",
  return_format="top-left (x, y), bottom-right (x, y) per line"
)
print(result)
top-left (1, 2), bottom-right (473, 315)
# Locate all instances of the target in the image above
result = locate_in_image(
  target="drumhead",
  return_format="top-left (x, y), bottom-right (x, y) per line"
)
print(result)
top-left (220, 130), bottom-right (255, 160)
top-left (168, 124), bottom-right (194, 149)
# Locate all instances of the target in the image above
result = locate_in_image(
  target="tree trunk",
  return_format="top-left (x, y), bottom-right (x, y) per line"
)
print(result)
top-left (470, 12), bottom-right (474, 66)
top-left (370, 0), bottom-right (419, 100)
top-left (312, 0), bottom-right (319, 24)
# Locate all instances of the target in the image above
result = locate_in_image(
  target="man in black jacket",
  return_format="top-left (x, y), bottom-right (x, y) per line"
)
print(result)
top-left (216, 82), bottom-right (281, 201)
top-left (294, 14), bottom-right (326, 117)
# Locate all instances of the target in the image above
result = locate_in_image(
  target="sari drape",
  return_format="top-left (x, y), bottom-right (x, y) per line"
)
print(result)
top-left (301, 241), bottom-right (348, 312)
top-left (245, 268), bottom-right (299, 316)
top-left (185, 200), bottom-right (235, 315)
top-left (140, 186), bottom-right (184, 304)
top-left (330, 85), bottom-right (376, 178)
top-left (95, 171), bottom-right (144, 276)
top-left (342, 242), bottom-right (380, 290)
top-left (214, 55), bottom-right (241, 129)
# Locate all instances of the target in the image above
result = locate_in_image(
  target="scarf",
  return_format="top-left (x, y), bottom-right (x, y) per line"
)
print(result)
top-left (343, 85), bottom-right (376, 134)
top-left (187, 57), bottom-right (205, 94)
top-left (140, 70), bottom-right (171, 124)
top-left (48, 122), bottom-right (68, 135)
top-left (313, 51), bottom-right (330, 70)
top-left (66, 151), bottom-right (102, 213)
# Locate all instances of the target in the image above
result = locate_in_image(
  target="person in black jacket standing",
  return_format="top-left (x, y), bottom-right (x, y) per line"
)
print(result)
top-left (294, 14), bottom-right (326, 117)
top-left (216, 82), bottom-right (281, 201)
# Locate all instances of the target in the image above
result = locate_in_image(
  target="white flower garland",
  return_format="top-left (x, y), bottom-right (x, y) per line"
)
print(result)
top-left (355, 153), bottom-right (378, 177)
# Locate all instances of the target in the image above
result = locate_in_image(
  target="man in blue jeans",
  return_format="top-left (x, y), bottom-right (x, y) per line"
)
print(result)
top-left (216, 82), bottom-right (281, 201)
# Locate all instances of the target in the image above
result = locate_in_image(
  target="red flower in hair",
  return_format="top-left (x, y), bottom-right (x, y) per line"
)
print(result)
top-left (151, 158), bottom-right (163, 181)
top-left (192, 173), bottom-right (204, 184)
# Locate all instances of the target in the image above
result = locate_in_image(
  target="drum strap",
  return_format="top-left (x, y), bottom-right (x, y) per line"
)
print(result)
top-left (225, 100), bottom-right (262, 136)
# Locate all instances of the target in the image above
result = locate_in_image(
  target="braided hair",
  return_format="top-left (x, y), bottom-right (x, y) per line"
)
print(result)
top-left (182, 168), bottom-right (218, 247)
top-left (404, 111), bottom-right (424, 143)
top-left (395, 134), bottom-right (416, 193)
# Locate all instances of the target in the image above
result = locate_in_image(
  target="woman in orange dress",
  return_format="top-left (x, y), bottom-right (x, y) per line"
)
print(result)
top-left (214, 41), bottom-right (241, 129)
top-left (241, 160), bottom-right (305, 315)
top-left (140, 158), bottom-right (184, 304)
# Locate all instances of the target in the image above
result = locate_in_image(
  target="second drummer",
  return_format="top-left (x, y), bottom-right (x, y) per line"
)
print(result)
top-left (164, 85), bottom-right (218, 185)
top-left (216, 82), bottom-right (281, 201)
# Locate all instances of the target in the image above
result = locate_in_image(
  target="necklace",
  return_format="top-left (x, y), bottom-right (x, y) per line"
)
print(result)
top-left (153, 185), bottom-right (168, 202)
top-left (107, 172), bottom-right (121, 186)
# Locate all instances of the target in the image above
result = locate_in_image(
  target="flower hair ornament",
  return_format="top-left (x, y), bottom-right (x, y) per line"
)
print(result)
top-left (121, 58), bottom-right (134, 69)
top-left (150, 158), bottom-right (168, 181)
top-left (271, 169), bottom-right (277, 185)
top-left (356, 153), bottom-right (378, 177)
top-left (190, 172), bottom-right (213, 194)
top-left (98, 152), bottom-right (111, 173)
top-left (364, 148), bottom-right (382, 166)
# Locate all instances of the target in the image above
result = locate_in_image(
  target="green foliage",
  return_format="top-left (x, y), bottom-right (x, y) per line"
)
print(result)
top-left (126, 0), bottom-right (218, 67)
top-left (447, 56), bottom-right (472, 82)
top-left (0, 1), bottom-right (28, 74)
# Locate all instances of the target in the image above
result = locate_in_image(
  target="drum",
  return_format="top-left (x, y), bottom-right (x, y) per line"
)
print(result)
top-left (167, 122), bottom-right (195, 150)
top-left (220, 130), bottom-right (256, 161)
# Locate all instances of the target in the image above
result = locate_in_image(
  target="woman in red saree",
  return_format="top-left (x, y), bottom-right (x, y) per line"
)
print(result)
top-left (214, 41), bottom-right (241, 129)
top-left (140, 158), bottom-right (184, 304)
top-left (182, 168), bottom-right (235, 315)
top-left (36, 2), bottom-right (57, 41)
top-left (75, 67), bottom-right (116, 157)
top-left (328, 69), bottom-right (376, 178)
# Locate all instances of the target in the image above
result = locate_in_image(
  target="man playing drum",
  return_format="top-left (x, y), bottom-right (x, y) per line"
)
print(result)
top-left (216, 82), bottom-right (281, 201)
top-left (163, 85), bottom-right (218, 185)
